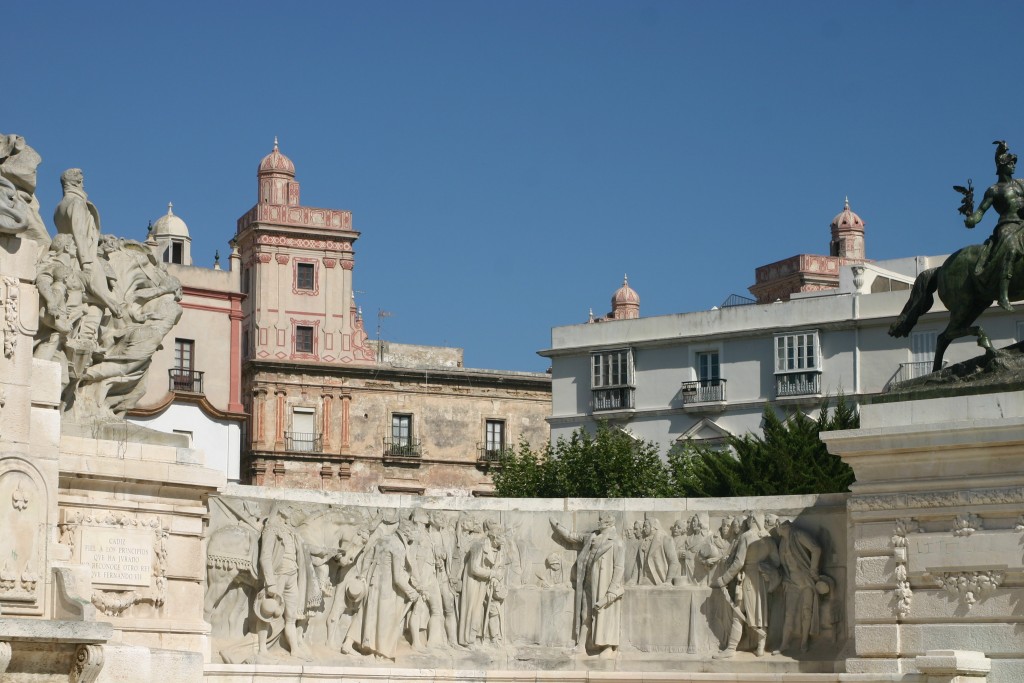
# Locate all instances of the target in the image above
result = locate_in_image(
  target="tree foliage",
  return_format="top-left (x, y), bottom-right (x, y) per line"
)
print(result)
top-left (494, 398), bottom-right (858, 498)
top-left (667, 396), bottom-right (858, 497)
top-left (492, 422), bottom-right (671, 498)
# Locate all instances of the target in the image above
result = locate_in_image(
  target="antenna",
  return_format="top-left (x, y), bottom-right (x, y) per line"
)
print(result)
top-left (377, 310), bottom-right (393, 362)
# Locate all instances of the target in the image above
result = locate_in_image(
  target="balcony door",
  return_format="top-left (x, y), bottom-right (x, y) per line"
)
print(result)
top-left (291, 408), bottom-right (316, 452)
top-left (910, 331), bottom-right (936, 379)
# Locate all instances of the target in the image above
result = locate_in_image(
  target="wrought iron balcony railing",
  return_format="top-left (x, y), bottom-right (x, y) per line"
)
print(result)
top-left (286, 431), bottom-right (322, 453)
top-left (478, 444), bottom-right (514, 462)
top-left (775, 372), bottom-right (821, 398)
top-left (885, 360), bottom-right (943, 391)
top-left (592, 387), bottom-right (635, 412)
top-left (681, 379), bottom-right (727, 404)
top-left (384, 439), bottom-right (421, 458)
top-left (168, 368), bottom-right (204, 394)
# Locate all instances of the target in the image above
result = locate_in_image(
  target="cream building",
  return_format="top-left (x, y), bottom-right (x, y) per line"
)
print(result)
top-left (541, 202), bottom-right (1024, 454)
top-left (127, 204), bottom-right (246, 482)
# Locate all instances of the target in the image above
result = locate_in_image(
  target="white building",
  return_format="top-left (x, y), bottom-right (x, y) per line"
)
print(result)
top-left (539, 202), bottom-right (1024, 455)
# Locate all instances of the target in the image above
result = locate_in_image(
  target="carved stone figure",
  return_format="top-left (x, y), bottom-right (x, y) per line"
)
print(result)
top-left (675, 514), bottom-right (710, 586)
top-left (550, 514), bottom-right (625, 658)
top-left (458, 522), bottom-right (506, 647)
top-left (711, 512), bottom-right (781, 658)
top-left (535, 552), bottom-right (566, 588)
top-left (426, 510), bottom-right (460, 647)
top-left (0, 133), bottom-right (48, 245)
top-left (256, 504), bottom-right (319, 660)
top-left (347, 515), bottom-right (421, 660)
top-left (775, 521), bottom-right (828, 654)
top-left (405, 508), bottom-right (446, 650)
top-left (639, 517), bottom-right (679, 586)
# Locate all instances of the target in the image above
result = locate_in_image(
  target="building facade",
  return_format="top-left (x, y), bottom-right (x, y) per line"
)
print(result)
top-left (127, 203), bottom-right (246, 482)
top-left (235, 143), bottom-right (551, 494)
top-left (541, 202), bottom-right (1023, 455)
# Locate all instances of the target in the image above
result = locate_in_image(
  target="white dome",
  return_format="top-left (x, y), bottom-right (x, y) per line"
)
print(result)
top-left (151, 202), bottom-right (190, 238)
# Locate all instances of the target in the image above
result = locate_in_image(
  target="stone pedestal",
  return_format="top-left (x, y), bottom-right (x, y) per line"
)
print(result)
top-left (823, 391), bottom-right (1024, 683)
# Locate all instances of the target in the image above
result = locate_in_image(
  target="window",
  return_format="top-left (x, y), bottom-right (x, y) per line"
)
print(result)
top-left (163, 239), bottom-right (184, 265)
top-left (697, 351), bottom-right (720, 384)
top-left (296, 262), bottom-right (315, 291)
top-left (392, 414), bottom-right (412, 447)
top-left (243, 326), bottom-right (251, 359)
top-left (774, 331), bottom-right (821, 397)
top-left (591, 349), bottom-right (635, 411)
top-left (386, 413), bottom-right (419, 457)
top-left (683, 350), bottom-right (725, 404)
top-left (295, 326), bottom-right (314, 354)
top-left (170, 339), bottom-right (197, 391)
top-left (592, 349), bottom-right (632, 387)
top-left (485, 420), bottom-right (505, 453)
top-left (288, 407), bottom-right (319, 452)
top-left (242, 268), bottom-right (250, 294)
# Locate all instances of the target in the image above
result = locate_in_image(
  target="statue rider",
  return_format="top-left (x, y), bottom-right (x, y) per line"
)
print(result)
top-left (964, 140), bottom-right (1024, 311)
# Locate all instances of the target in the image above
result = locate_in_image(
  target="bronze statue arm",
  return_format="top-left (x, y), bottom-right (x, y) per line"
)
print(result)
top-left (965, 188), bottom-right (996, 228)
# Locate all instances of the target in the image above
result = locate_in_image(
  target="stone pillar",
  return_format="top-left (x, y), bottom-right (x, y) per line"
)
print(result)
top-left (823, 391), bottom-right (1024, 681)
top-left (322, 392), bottom-right (333, 450)
top-left (340, 391), bottom-right (351, 452)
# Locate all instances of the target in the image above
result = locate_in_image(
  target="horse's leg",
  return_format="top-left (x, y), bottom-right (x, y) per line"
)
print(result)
top-left (934, 332), bottom-right (952, 373)
top-left (934, 301), bottom-right (995, 370)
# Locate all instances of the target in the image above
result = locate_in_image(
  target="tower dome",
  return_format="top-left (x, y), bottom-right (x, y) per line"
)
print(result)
top-left (151, 202), bottom-right (192, 265)
top-left (151, 202), bottom-right (190, 238)
top-left (258, 137), bottom-right (295, 177)
top-left (611, 275), bottom-right (640, 320)
top-left (829, 197), bottom-right (866, 260)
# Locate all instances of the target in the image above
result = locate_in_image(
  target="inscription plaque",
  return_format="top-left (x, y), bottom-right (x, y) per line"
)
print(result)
top-left (80, 527), bottom-right (154, 588)
top-left (906, 530), bottom-right (1022, 574)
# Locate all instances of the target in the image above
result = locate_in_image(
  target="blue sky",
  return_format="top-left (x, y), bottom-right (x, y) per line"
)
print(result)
top-left (9, 2), bottom-right (1024, 371)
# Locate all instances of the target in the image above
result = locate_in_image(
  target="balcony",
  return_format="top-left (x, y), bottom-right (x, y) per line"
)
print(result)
top-left (775, 372), bottom-right (821, 398)
top-left (593, 387), bottom-right (635, 412)
top-left (168, 368), bottom-right (204, 394)
top-left (384, 439), bottom-right (421, 459)
top-left (885, 360), bottom-right (943, 392)
top-left (681, 379), bottom-right (727, 404)
top-left (286, 431), bottom-right (322, 453)
top-left (477, 444), bottom-right (513, 464)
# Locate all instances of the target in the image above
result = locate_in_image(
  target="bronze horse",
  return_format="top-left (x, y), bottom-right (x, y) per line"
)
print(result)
top-left (889, 242), bottom-right (1020, 372)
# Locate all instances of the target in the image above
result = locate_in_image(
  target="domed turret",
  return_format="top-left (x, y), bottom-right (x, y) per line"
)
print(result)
top-left (258, 136), bottom-right (295, 177)
top-left (257, 137), bottom-right (301, 206)
top-left (151, 202), bottom-right (192, 265)
top-left (611, 275), bottom-right (640, 320)
top-left (830, 197), bottom-right (865, 260)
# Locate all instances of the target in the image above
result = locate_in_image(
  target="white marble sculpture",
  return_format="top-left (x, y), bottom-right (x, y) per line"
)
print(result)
top-left (34, 168), bottom-right (182, 422)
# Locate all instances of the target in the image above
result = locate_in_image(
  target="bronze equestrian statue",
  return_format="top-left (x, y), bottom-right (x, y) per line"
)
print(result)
top-left (890, 141), bottom-right (1024, 372)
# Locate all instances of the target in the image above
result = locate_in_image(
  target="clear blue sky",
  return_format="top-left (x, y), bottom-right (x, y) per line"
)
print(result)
top-left (9, 2), bottom-right (1024, 371)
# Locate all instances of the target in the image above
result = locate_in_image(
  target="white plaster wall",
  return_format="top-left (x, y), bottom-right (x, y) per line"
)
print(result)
top-left (128, 403), bottom-right (240, 481)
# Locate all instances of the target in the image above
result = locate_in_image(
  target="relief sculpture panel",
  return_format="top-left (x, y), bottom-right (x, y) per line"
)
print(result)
top-left (205, 496), bottom-right (847, 671)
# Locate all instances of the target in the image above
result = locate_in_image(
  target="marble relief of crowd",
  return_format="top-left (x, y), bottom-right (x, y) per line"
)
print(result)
top-left (205, 500), bottom-right (840, 664)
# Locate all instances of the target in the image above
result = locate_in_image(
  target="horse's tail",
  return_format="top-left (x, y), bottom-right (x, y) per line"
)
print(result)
top-left (889, 268), bottom-right (938, 337)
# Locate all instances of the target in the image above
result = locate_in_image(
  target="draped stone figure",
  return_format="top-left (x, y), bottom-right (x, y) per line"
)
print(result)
top-left (674, 514), bottom-right (711, 586)
top-left (550, 514), bottom-right (625, 658)
top-left (348, 516), bottom-right (421, 660)
top-left (711, 512), bottom-right (781, 658)
top-left (640, 518), bottom-right (679, 586)
top-left (775, 521), bottom-right (826, 654)
top-left (457, 523), bottom-right (506, 647)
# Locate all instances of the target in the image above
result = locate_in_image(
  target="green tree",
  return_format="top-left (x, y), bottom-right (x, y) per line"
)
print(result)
top-left (667, 396), bottom-right (858, 497)
top-left (493, 422), bottom-right (671, 498)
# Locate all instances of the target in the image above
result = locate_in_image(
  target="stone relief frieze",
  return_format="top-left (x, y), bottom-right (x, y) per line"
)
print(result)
top-left (851, 486), bottom-right (1024, 512)
top-left (205, 497), bottom-right (846, 668)
top-left (890, 518), bottom-right (918, 619)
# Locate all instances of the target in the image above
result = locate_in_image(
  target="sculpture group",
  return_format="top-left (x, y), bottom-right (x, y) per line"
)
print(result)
top-left (205, 499), bottom-right (842, 665)
top-left (0, 132), bottom-right (183, 421)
